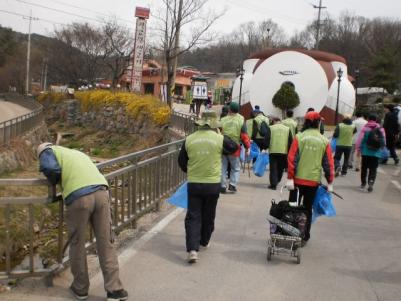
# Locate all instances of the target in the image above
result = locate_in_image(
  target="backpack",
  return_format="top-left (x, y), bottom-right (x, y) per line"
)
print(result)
top-left (366, 127), bottom-right (384, 150)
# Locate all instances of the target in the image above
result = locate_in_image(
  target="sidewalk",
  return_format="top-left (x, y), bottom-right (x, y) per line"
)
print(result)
top-left (3, 164), bottom-right (401, 300)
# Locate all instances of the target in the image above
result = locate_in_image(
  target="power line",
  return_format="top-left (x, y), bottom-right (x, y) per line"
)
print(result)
top-left (0, 9), bottom-right (66, 26)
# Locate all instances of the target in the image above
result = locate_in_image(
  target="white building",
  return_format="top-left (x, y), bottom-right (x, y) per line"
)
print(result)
top-left (232, 48), bottom-right (356, 125)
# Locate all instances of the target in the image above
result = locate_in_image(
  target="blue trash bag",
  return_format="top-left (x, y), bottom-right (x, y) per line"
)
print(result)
top-left (167, 182), bottom-right (188, 209)
top-left (312, 185), bottom-right (336, 223)
top-left (249, 142), bottom-right (260, 160)
top-left (379, 147), bottom-right (390, 163)
top-left (253, 152), bottom-right (269, 177)
top-left (330, 138), bottom-right (337, 154)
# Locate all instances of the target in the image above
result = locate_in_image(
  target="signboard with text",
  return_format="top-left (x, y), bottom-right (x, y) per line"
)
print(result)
top-left (131, 7), bottom-right (150, 93)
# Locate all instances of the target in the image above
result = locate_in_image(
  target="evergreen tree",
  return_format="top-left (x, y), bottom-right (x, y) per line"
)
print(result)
top-left (272, 82), bottom-right (300, 117)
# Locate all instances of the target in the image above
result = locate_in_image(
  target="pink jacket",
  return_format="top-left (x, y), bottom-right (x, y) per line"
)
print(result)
top-left (355, 121), bottom-right (386, 154)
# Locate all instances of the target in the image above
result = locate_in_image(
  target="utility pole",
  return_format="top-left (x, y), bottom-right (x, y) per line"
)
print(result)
top-left (313, 0), bottom-right (326, 50)
top-left (23, 10), bottom-right (38, 95)
top-left (43, 58), bottom-right (48, 91)
top-left (170, 0), bottom-right (183, 100)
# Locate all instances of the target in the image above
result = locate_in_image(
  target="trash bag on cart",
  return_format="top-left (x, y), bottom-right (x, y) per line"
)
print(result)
top-left (269, 200), bottom-right (308, 239)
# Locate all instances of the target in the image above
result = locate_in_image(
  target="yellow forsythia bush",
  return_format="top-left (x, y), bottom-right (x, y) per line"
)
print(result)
top-left (74, 91), bottom-right (171, 126)
top-left (37, 92), bottom-right (67, 103)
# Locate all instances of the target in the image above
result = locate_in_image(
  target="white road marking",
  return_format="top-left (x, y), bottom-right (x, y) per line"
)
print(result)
top-left (91, 207), bottom-right (184, 286)
top-left (391, 180), bottom-right (401, 191)
top-left (377, 167), bottom-right (386, 175)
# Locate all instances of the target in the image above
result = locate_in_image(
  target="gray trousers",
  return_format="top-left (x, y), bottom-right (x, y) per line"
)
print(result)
top-left (66, 189), bottom-right (123, 294)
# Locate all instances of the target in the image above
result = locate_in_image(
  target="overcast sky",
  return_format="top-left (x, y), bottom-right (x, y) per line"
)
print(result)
top-left (1, 0), bottom-right (400, 39)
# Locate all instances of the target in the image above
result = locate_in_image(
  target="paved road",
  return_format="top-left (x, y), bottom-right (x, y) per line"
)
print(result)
top-left (0, 99), bottom-right (31, 123)
top-left (3, 161), bottom-right (401, 301)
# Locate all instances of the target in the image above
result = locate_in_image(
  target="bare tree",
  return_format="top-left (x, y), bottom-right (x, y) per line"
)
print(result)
top-left (102, 20), bottom-right (133, 88)
top-left (154, 0), bottom-right (223, 107)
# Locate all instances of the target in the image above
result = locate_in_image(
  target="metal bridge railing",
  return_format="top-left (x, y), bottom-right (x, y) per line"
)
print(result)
top-left (0, 140), bottom-right (187, 281)
top-left (0, 104), bottom-right (44, 146)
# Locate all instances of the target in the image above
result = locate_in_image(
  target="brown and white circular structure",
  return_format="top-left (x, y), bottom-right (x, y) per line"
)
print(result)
top-left (232, 48), bottom-right (355, 124)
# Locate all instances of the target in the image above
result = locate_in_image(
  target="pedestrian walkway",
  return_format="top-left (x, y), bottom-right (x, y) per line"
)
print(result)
top-left (3, 165), bottom-right (401, 301)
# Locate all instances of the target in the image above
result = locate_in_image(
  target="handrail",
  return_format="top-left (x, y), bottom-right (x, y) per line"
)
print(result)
top-left (0, 110), bottom-right (196, 282)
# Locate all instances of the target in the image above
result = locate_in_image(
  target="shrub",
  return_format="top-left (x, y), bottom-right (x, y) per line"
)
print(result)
top-left (37, 92), bottom-right (67, 103)
top-left (272, 83), bottom-right (300, 117)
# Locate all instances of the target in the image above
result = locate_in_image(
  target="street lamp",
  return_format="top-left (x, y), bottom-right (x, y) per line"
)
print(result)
top-left (354, 69), bottom-right (360, 110)
top-left (237, 66), bottom-right (245, 108)
top-left (334, 67), bottom-right (343, 125)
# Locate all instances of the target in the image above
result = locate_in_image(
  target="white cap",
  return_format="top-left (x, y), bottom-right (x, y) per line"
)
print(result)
top-left (37, 142), bottom-right (53, 157)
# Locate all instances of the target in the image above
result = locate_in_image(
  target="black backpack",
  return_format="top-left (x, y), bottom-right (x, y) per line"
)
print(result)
top-left (366, 127), bottom-right (384, 150)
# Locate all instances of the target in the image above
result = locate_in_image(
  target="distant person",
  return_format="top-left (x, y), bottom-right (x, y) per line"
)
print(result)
top-left (220, 105), bottom-right (229, 119)
top-left (189, 99), bottom-right (195, 114)
top-left (287, 111), bottom-right (334, 245)
top-left (333, 114), bottom-right (356, 176)
top-left (220, 102), bottom-right (251, 193)
top-left (37, 143), bottom-right (128, 301)
top-left (178, 111), bottom-right (237, 263)
top-left (252, 109), bottom-right (270, 150)
top-left (282, 109), bottom-right (298, 137)
top-left (268, 118), bottom-right (293, 190)
top-left (383, 104), bottom-right (400, 165)
top-left (349, 112), bottom-right (367, 171)
top-left (302, 107), bottom-right (324, 134)
top-left (356, 114), bottom-right (386, 192)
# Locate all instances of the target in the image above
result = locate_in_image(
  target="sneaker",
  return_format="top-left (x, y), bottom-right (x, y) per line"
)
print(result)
top-left (220, 187), bottom-right (226, 194)
top-left (187, 250), bottom-right (198, 263)
top-left (70, 286), bottom-right (88, 300)
top-left (228, 184), bottom-right (237, 192)
top-left (359, 184), bottom-right (366, 191)
top-left (335, 166), bottom-right (341, 177)
top-left (268, 185), bottom-right (277, 190)
top-left (107, 289), bottom-right (128, 301)
top-left (367, 183), bottom-right (374, 192)
top-left (200, 242), bottom-right (210, 250)
top-left (355, 168), bottom-right (360, 172)
top-left (395, 158), bottom-right (399, 165)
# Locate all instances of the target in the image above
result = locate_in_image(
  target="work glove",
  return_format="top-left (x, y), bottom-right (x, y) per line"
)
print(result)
top-left (327, 183), bottom-right (334, 192)
top-left (285, 179), bottom-right (295, 190)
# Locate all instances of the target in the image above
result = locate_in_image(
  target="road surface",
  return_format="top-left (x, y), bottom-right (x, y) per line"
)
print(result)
top-left (0, 99), bottom-right (31, 123)
top-left (2, 157), bottom-right (401, 301)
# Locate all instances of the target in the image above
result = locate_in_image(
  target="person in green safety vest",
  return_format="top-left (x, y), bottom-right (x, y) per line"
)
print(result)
top-left (268, 118), bottom-right (293, 190)
top-left (333, 114), bottom-right (356, 176)
top-left (178, 111), bottom-right (237, 263)
top-left (286, 111), bottom-right (334, 245)
top-left (37, 143), bottom-right (128, 301)
top-left (251, 109), bottom-right (270, 150)
top-left (282, 109), bottom-right (298, 137)
top-left (220, 102), bottom-right (251, 193)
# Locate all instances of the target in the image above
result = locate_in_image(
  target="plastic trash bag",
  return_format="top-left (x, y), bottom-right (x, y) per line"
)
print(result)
top-left (167, 182), bottom-right (188, 209)
top-left (240, 145), bottom-right (251, 163)
top-left (379, 147), bottom-right (390, 163)
top-left (253, 152), bottom-right (269, 177)
top-left (312, 185), bottom-right (336, 223)
top-left (330, 138), bottom-right (337, 154)
top-left (250, 142), bottom-right (260, 160)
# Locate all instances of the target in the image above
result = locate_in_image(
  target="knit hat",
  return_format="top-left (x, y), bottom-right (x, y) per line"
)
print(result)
top-left (229, 102), bottom-right (240, 113)
top-left (304, 111), bottom-right (321, 121)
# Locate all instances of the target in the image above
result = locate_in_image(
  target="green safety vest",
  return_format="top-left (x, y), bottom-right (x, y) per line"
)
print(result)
top-left (51, 146), bottom-right (108, 200)
top-left (246, 119), bottom-right (254, 138)
top-left (254, 114), bottom-right (270, 139)
top-left (295, 129), bottom-right (329, 183)
top-left (269, 123), bottom-right (290, 154)
top-left (185, 130), bottom-right (224, 183)
top-left (221, 114), bottom-right (244, 144)
top-left (282, 118), bottom-right (298, 137)
top-left (337, 123), bottom-right (355, 147)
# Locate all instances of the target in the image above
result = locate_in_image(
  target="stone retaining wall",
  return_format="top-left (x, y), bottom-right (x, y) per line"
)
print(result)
top-left (0, 122), bottom-right (49, 175)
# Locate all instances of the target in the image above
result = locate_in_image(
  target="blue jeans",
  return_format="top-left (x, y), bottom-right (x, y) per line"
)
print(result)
top-left (221, 155), bottom-right (241, 188)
